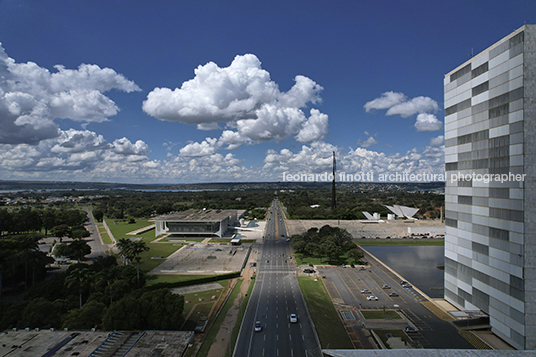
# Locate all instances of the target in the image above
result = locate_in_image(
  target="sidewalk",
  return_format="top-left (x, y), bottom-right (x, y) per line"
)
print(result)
top-left (206, 249), bottom-right (258, 357)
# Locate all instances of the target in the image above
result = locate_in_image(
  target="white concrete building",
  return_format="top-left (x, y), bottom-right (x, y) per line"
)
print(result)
top-left (155, 209), bottom-right (241, 238)
top-left (444, 24), bottom-right (536, 349)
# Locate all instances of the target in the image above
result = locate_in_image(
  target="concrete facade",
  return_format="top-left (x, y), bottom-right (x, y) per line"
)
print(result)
top-left (154, 209), bottom-right (240, 237)
top-left (444, 24), bottom-right (536, 350)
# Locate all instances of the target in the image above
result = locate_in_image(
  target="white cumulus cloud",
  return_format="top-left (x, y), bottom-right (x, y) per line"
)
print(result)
top-left (365, 91), bottom-right (441, 132)
top-left (414, 113), bottom-right (443, 132)
top-left (0, 43), bottom-right (140, 145)
top-left (179, 138), bottom-right (219, 157)
top-left (386, 96), bottom-right (439, 117)
top-left (429, 135), bottom-right (445, 147)
top-left (364, 91), bottom-right (406, 113)
top-left (0, 129), bottom-right (150, 173)
top-left (145, 54), bottom-right (329, 151)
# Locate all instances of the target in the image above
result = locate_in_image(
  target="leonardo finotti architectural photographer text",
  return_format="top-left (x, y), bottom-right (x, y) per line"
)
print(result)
top-left (282, 171), bottom-right (527, 183)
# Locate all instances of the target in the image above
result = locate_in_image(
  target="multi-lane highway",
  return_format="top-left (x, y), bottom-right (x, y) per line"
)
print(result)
top-left (233, 199), bottom-right (321, 357)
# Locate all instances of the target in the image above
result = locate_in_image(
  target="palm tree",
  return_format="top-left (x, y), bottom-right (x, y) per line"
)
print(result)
top-left (129, 241), bottom-right (149, 288)
top-left (65, 267), bottom-right (94, 308)
top-left (116, 238), bottom-right (134, 265)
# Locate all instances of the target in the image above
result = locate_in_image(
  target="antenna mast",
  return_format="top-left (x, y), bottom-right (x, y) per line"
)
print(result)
top-left (331, 151), bottom-right (336, 210)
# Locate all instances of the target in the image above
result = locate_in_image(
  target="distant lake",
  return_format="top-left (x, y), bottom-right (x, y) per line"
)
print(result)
top-left (363, 245), bottom-right (445, 298)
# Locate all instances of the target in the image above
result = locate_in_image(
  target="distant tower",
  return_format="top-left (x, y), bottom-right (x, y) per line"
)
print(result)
top-left (331, 151), bottom-right (336, 210)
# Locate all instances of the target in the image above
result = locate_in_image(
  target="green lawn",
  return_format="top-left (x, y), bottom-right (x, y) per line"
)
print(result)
top-left (137, 242), bottom-right (185, 272)
top-left (104, 219), bottom-right (155, 239)
top-left (183, 301), bottom-right (215, 330)
top-left (98, 224), bottom-right (113, 244)
top-left (106, 219), bottom-right (184, 272)
top-left (159, 237), bottom-right (206, 242)
top-left (374, 329), bottom-right (412, 346)
top-left (295, 251), bottom-right (362, 266)
top-left (146, 274), bottom-right (214, 286)
top-left (361, 310), bottom-right (402, 319)
top-left (355, 239), bottom-right (444, 246)
top-left (298, 277), bottom-right (354, 349)
top-left (182, 280), bottom-right (230, 317)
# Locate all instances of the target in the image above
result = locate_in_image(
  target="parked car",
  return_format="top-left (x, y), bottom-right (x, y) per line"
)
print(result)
top-left (382, 284), bottom-right (391, 289)
top-left (289, 314), bottom-right (298, 323)
top-left (361, 289), bottom-right (371, 294)
top-left (255, 321), bottom-right (262, 332)
top-left (405, 326), bottom-right (417, 333)
top-left (389, 292), bottom-right (399, 297)
top-left (402, 283), bottom-right (412, 288)
top-left (367, 295), bottom-right (379, 301)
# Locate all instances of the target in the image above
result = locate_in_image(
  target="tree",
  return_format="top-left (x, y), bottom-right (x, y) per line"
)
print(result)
top-left (117, 238), bottom-right (134, 265)
top-left (52, 224), bottom-right (70, 241)
top-left (20, 298), bottom-right (63, 328)
top-left (70, 226), bottom-right (90, 239)
top-left (321, 240), bottom-right (343, 263)
top-left (138, 289), bottom-right (184, 330)
top-left (62, 300), bottom-right (107, 329)
top-left (347, 248), bottom-right (364, 264)
top-left (0, 209), bottom-right (13, 235)
top-left (129, 241), bottom-right (149, 287)
top-left (102, 295), bottom-right (140, 330)
top-left (54, 240), bottom-right (91, 262)
top-left (65, 267), bottom-right (93, 308)
top-left (68, 239), bottom-right (92, 262)
top-left (101, 288), bottom-right (184, 330)
top-left (41, 209), bottom-right (57, 236)
top-left (116, 238), bottom-right (149, 287)
top-left (92, 209), bottom-right (104, 222)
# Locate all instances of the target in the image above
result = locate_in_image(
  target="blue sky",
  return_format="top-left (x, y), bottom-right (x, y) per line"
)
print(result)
top-left (0, 0), bottom-right (534, 183)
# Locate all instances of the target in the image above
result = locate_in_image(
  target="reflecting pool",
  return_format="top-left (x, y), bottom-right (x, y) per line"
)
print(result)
top-left (363, 245), bottom-right (445, 298)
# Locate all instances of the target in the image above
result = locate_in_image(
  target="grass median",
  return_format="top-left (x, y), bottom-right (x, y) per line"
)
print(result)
top-left (298, 276), bottom-right (354, 349)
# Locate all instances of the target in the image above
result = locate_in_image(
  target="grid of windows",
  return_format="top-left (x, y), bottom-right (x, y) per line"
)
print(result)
top-left (444, 26), bottom-right (533, 350)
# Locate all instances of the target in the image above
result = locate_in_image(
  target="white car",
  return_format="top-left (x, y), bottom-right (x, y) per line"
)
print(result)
top-left (254, 321), bottom-right (262, 332)
top-left (361, 289), bottom-right (371, 294)
top-left (382, 284), bottom-right (391, 289)
top-left (367, 295), bottom-right (379, 301)
top-left (289, 314), bottom-right (298, 323)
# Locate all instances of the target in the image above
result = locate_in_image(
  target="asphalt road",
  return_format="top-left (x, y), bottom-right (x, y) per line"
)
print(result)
top-left (233, 199), bottom-right (321, 357)
top-left (83, 206), bottom-right (108, 259)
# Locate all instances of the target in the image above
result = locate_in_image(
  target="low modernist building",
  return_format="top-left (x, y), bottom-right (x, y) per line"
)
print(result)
top-left (155, 209), bottom-right (242, 238)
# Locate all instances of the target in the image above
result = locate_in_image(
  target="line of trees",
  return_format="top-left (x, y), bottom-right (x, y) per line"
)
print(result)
top-left (0, 233), bottom-right (54, 297)
top-left (0, 207), bottom-right (87, 236)
top-left (280, 189), bottom-right (444, 220)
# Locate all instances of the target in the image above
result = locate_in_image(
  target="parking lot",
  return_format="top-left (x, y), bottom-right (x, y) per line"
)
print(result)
top-left (317, 248), bottom-right (475, 350)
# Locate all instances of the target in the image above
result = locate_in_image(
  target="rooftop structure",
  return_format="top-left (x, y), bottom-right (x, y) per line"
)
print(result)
top-left (384, 205), bottom-right (420, 219)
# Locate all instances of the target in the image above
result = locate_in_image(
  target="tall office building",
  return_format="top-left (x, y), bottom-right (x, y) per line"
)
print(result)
top-left (444, 24), bottom-right (536, 350)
